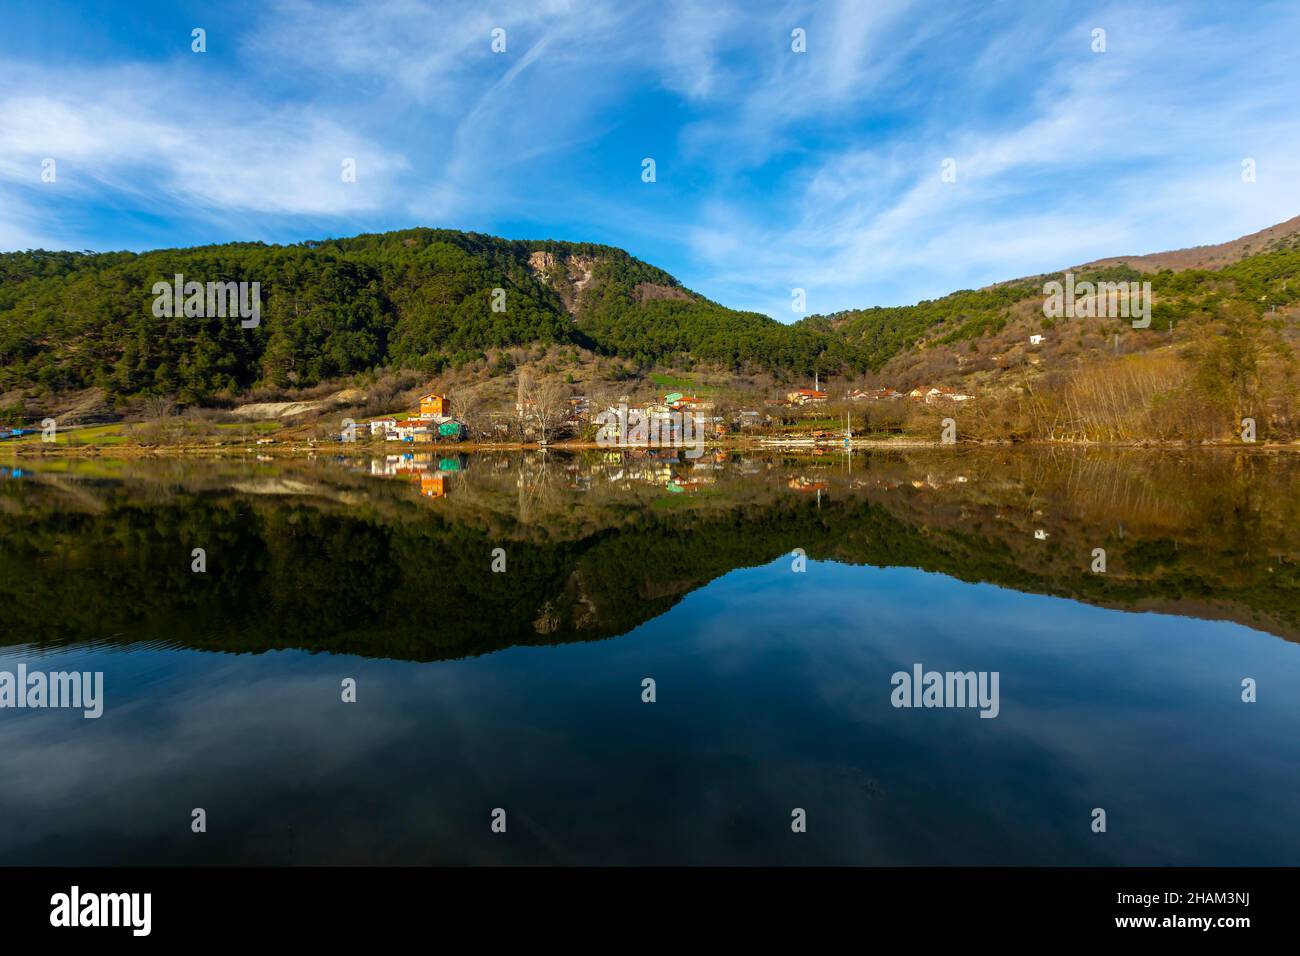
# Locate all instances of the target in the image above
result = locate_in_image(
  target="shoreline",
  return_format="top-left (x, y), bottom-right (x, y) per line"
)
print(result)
top-left (4, 436), bottom-right (1299, 459)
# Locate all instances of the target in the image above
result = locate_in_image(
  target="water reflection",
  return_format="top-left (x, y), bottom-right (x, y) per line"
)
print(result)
top-left (1, 449), bottom-right (1298, 865)
top-left (3, 448), bottom-right (1297, 657)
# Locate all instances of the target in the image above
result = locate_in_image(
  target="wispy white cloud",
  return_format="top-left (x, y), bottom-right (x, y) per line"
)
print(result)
top-left (0, 61), bottom-right (410, 250)
top-left (0, 0), bottom-right (1297, 318)
top-left (681, 0), bottom-right (1300, 314)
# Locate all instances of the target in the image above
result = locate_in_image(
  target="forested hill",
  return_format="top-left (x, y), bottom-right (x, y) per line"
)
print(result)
top-left (821, 214), bottom-right (1300, 367)
top-left (0, 228), bottom-right (865, 402)
top-left (4, 220), bottom-right (1299, 408)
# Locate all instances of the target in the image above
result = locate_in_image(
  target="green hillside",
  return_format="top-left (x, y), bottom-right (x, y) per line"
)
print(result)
top-left (821, 245), bottom-right (1300, 371)
top-left (3, 224), bottom-right (1299, 413)
top-left (0, 228), bottom-right (866, 404)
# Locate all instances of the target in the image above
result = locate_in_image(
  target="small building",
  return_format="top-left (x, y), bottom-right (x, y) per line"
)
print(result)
top-left (1029, 334), bottom-right (1045, 345)
top-left (850, 387), bottom-right (902, 401)
top-left (786, 388), bottom-right (828, 406)
top-left (417, 393), bottom-right (449, 419)
top-left (909, 386), bottom-right (973, 405)
top-left (369, 418), bottom-right (397, 436)
top-left (392, 420), bottom-right (431, 442)
top-left (437, 421), bottom-right (466, 439)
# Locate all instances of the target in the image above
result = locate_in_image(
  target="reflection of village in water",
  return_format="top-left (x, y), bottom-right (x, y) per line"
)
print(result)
top-left (365, 447), bottom-right (735, 497)
top-left (6, 446), bottom-right (1299, 648)
top-left (357, 445), bottom-right (981, 502)
top-left (370, 452), bottom-right (468, 498)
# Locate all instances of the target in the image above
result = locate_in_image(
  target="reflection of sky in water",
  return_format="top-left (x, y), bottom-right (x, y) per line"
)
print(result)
top-left (2, 558), bottom-right (1298, 865)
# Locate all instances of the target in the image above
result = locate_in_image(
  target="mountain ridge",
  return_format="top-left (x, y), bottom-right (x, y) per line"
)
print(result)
top-left (2, 218), bottom-right (1299, 423)
top-left (1072, 213), bottom-right (1300, 274)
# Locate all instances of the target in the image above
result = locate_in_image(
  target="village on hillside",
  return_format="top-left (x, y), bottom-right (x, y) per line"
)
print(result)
top-left (338, 377), bottom-right (978, 500)
top-left (354, 379), bottom-right (977, 449)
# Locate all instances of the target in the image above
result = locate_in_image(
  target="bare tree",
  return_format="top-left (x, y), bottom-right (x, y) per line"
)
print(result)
top-left (133, 394), bottom-right (179, 445)
top-left (451, 385), bottom-right (489, 441)
top-left (143, 395), bottom-right (177, 423)
top-left (515, 372), bottom-right (568, 444)
top-left (515, 370), bottom-right (535, 440)
top-left (531, 380), bottom-right (568, 444)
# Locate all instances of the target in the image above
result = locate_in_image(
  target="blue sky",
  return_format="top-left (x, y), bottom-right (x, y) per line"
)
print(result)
top-left (2, 0), bottom-right (1299, 318)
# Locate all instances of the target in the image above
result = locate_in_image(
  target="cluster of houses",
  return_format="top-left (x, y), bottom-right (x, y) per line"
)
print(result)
top-left (848, 385), bottom-right (973, 404)
top-left (361, 379), bottom-right (977, 450)
top-left (592, 392), bottom-right (731, 439)
top-left (602, 381), bottom-right (977, 434)
top-left (367, 393), bottom-right (466, 443)
top-left (564, 396), bottom-right (591, 427)
top-left (774, 383), bottom-right (976, 409)
top-left (641, 391), bottom-right (716, 427)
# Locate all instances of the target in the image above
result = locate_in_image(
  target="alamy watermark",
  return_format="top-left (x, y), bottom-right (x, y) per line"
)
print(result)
top-left (594, 403), bottom-right (705, 459)
top-left (1043, 272), bottom-right (1151, 329)
top-left (0, 664), bottom-right (103, 718)
top-left (891, 663), bottom-right (999, 718)
top-left (151, 273), bottom-right (261, 328)
top-left (50, 886), bottom-right (150, 936)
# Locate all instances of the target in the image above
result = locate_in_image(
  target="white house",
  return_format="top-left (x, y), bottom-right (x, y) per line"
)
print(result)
top-left (391, 421), bottom-right (430, 441)
top-left (1029, 334), bottom-right (1045, 345)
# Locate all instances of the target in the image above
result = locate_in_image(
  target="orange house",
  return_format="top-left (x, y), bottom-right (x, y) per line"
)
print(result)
top-left (418, 393), bottom-right (449, 419)
top-left (420, 473), bottom-right (445, 498)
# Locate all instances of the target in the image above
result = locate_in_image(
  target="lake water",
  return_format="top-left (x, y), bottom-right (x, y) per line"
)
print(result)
top-left (1, 447), bottom-right (1297, 865)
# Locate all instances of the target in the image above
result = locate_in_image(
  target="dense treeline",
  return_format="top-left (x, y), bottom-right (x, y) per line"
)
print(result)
top-left (0, 229), bottom-right (864, 404)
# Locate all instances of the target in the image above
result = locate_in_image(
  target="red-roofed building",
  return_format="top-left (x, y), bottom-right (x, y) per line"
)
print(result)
top-left (786, 388), bottom-right (828, 405)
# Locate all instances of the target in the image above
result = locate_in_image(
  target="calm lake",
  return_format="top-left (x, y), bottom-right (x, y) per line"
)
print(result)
top-left (1, 447), bottom-right (1298, 865)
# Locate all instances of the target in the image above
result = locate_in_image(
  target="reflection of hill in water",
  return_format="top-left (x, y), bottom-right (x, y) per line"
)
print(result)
top-left (1, 448), bottom-right (1297, 660)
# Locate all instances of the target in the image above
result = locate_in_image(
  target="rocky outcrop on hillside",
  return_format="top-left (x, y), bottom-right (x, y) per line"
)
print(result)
top-left (528, 251), bottom-right (600, 314)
